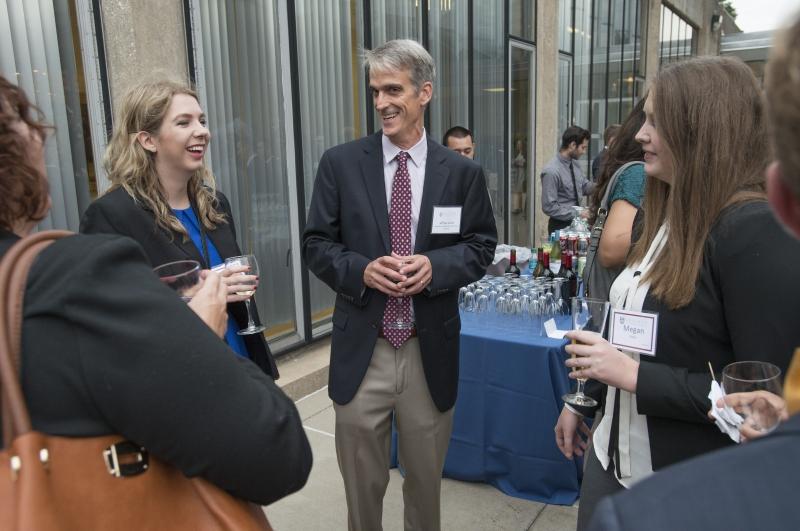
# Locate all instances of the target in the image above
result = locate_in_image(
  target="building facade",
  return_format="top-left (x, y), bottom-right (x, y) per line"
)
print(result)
top-left (2, 0), bottom-right (726, 354)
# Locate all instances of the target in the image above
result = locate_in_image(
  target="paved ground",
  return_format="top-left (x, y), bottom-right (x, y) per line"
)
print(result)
top-left (267, 386), bottom-right (579, 531)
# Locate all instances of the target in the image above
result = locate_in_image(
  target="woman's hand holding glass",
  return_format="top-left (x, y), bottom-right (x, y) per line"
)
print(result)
top-left (564, 330), bottom-right (640, 394)
top-left (718, 361), bottom-right (785, 438)
top-left (186, 270), bottom-right (228, 338)
top-left (218, 262), bottom-right (259, 303)
top-left (224, 254), bottom-right (266, 335)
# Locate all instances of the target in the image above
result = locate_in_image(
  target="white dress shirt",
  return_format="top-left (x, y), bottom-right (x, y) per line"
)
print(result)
top-left (382, 131), bottom-right (428, 252)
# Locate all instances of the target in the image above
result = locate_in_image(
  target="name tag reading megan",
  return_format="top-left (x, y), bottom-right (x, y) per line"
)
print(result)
top-left (431, 206), bottom-right (462, 234)
top-left (608, 309), bottom-right (658, 356)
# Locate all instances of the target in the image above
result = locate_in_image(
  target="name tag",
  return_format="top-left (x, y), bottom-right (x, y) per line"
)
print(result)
top-left (431, 206), bottom-right (462, 234)
top-left (608, 309), bottom-right (658, 356)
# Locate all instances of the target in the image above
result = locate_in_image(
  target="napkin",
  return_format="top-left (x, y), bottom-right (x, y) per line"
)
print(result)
top-left (708, 380), bottom-right (743, 443)
top-left (544, 318), bottom-right (569, 339)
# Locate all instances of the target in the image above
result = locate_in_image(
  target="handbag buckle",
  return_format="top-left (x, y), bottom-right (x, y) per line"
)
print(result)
top-left (103, 440), bottom-right (149, 477)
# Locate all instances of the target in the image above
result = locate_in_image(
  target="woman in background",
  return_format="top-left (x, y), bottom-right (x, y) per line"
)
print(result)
top-left (554, 57), bottom-right (800, 529)
top-left (81, 81), bottom-right (277, 378)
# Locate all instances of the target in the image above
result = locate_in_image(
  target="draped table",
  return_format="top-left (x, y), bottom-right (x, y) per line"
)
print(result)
top-left (392, 311), bottom-right (582, 505)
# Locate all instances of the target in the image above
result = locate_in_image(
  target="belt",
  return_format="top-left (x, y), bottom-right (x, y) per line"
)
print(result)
top-left (377, 327), bottom-right (417, 339)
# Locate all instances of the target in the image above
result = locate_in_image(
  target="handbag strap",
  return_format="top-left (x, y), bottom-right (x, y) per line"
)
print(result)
top-left (583, 161), bottom-right (643, 298)
top-left (0, 230), bottom-right (72, 448)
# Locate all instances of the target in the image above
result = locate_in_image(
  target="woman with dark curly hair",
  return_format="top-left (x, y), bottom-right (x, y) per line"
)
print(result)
top-left (0, 75), bottom-right (310, 507)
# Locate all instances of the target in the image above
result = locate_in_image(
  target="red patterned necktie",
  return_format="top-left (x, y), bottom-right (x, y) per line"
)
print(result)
top-left (382, 151), bottom-right (413, 349)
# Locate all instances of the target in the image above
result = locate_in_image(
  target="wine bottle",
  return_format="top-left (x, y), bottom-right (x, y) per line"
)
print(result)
top-left (532, 247), bottom-right (545, 277)
top-left (558, 252), bottom-right (578, 301)
top-left (542, 251), bottom-right (556, 280)
top-left (505, 248), bottom-right (521, 278)
top-left (549, 232), bottom-right (562, 275)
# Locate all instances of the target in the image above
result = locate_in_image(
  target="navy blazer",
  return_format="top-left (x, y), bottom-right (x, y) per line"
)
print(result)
top-left (302, 133), bottom-right (497, 411)
top-left (588, 414), bottom-right (800, 530)
top-left (80, 187), bottom-right (278, 379)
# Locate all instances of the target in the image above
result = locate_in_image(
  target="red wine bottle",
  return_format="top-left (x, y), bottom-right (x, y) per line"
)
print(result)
top-left (558, 252), bottom-right (578, 300)
top-left (505, 249), bottom-right (521, 278)
top-left (541, 251), bottom-right (556, 280)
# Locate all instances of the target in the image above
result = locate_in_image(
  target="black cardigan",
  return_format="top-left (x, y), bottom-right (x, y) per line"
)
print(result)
top-left (80, 186), bottom-right (278, 378)
top-left (1, 230), bottom-right (310, 504)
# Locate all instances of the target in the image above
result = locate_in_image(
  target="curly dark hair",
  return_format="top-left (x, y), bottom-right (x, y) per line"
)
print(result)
top-left (588, 98), bottom-right (646, 225)
top-left (0, 75), bottom-right (49, 231)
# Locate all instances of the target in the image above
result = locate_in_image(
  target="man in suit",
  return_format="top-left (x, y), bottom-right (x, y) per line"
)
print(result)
top-left (587, 15), bottom-right (800, 531)
top-left (302, 39), bottom-right (496, 531)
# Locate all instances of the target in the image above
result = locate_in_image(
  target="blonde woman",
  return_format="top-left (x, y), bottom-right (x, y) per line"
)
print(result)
top-left (81, 81), bottom-right (277, 378)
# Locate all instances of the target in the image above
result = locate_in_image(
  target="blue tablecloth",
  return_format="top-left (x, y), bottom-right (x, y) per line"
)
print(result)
top-left (392, 311), bottom-right (582, 505)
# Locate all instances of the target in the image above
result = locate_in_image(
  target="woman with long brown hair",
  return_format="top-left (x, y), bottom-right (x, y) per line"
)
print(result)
top-left (554, 57), bottom-right (800, 529)
top-left (80, 81), bottom-right (278, 378)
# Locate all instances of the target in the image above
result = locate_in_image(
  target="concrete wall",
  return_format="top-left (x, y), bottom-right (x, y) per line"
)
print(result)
top-left (533, 0), bottom-right (560, 245)
top-left (100, 0), bottom-right (189, 114)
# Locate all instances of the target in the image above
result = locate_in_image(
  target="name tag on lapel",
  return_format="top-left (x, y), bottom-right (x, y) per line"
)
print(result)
top-left (431, 206), bottom-right (461, 234)
top-left (608, 309), bottom-right (659, 356)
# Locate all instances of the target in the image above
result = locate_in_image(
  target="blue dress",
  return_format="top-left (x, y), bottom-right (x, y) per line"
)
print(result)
top-left (173, 206), bottom-right (249, 358)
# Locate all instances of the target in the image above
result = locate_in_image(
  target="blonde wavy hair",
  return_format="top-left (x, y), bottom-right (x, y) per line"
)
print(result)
top-left (103, 81), bottom-right (226, 237)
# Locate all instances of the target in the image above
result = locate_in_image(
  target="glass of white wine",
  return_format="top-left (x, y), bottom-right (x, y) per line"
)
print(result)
top-left (562, 297), bottom-right (610, 408)
top-left (224, 254), bottom-right (266, 335)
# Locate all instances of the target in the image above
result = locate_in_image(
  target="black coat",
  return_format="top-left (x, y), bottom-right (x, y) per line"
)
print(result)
top-left (302, 133), bottom-right (498, 411)
top-left (0, 230), bottom-right (310, 505)
top-left (80, 187), bottom-right (278, 378)
top-left (588, 413), bottom-right (800, 531)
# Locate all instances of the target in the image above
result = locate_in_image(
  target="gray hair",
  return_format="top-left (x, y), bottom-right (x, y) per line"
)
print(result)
top-left (363, 39), bottom-right (435, 92)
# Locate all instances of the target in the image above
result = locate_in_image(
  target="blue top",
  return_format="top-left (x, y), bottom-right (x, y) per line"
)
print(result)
top-left (608, 162), bottom-right (646, 208)
top-left (173, 207), bottom-right (249, 358)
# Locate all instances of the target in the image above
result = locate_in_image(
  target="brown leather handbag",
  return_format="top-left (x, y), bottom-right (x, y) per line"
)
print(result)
top-left (0, 231), bottom-right (273, 531)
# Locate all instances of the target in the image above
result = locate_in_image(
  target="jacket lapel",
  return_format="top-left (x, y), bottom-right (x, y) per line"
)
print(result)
top-left (360, 133), bottom-right (391, 253)
top-left (415, 139), bottom-right (450, 252)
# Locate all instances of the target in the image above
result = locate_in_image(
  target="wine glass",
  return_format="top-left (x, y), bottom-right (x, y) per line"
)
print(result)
top-left (153, 260), bottom-right (201, 301)
top-left (562, 297), bottom-right (611, 408)
top-left (722, 361), bottom-right (784, 435)
top-left (224, 254), bottom-right (266, 335)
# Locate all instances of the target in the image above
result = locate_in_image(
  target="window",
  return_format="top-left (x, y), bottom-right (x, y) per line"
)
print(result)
top-left (660, 4), bottom-right (695, 65)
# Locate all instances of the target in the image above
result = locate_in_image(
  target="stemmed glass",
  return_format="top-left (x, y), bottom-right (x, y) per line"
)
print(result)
top-left (722, 361), bottom-right (784, 435)
top-left (224, 254), bottom-right (266, 335)
top-left (153, 260), bottom-right (201, 301)
top-left (562, 297), bottom-right (611, 408)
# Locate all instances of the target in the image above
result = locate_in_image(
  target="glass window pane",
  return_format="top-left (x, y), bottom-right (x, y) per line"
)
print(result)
top-left (371, 0), bottom-right (422, 44)
top-left (2, 0), bottom-right (93, 231)
top-left (295, 0), bottom-right (365, 331)
top-left (509, 0), bottom-right (535, 41)
top-left (196, 0), bottom-right (297, 341)
top-left (473, 0), bottom-right (505, 241)
top-left (509, 44), bottom-right (535, 247)
top-left (558, 0), bottom-right (573, 53)
top-left (429, 0), bottom-right (469, 142)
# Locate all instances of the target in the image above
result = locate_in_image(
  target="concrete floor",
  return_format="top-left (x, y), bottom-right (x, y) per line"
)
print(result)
top-left (266, 386), bottom-right (579, 531)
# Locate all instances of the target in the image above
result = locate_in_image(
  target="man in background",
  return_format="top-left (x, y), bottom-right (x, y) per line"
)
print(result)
top-left (587, 16), bottom-right (800, 531)
top-left (541, 125), bottom-right (593, 234)
top-left (442, 125), bottom-right (475, 160)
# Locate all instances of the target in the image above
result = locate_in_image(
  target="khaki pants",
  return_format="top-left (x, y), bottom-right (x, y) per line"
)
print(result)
top-left (334, 338), bottom-right (454, 531)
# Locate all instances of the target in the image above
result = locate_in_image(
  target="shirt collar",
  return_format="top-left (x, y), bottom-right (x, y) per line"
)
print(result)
top-left (382, 129), bottom-right (428, 168)
top-left (558, 152), bottom-right (573, 166)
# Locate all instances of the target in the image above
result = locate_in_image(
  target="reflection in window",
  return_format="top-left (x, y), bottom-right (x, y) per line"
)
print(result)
top-left (1, 0), bottom-right (93, 231)
top-left (473, 0), bottom-right (505, 241)
top-left (429, 0), bottom-right (469, 143)
top-left (660, 5), bottom-right (695, 65)
top-left (509, 43), bottom-right (535, 247)
top-left (510, 0), bottom-right (536, 41)
top-left (195, 0), bottom-right (297, 341)
top-left (295, 0), bottom-right (365, 331)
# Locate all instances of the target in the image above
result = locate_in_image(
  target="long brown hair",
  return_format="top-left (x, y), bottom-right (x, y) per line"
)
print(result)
top-left (630, 57), bottom-right (767, 309)
top-left (103, 81), bottom-right (225, 237)
top-left (588, 98), bottom-right (646, 225)
top-left (0, 76), bottom-right (50, 231)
